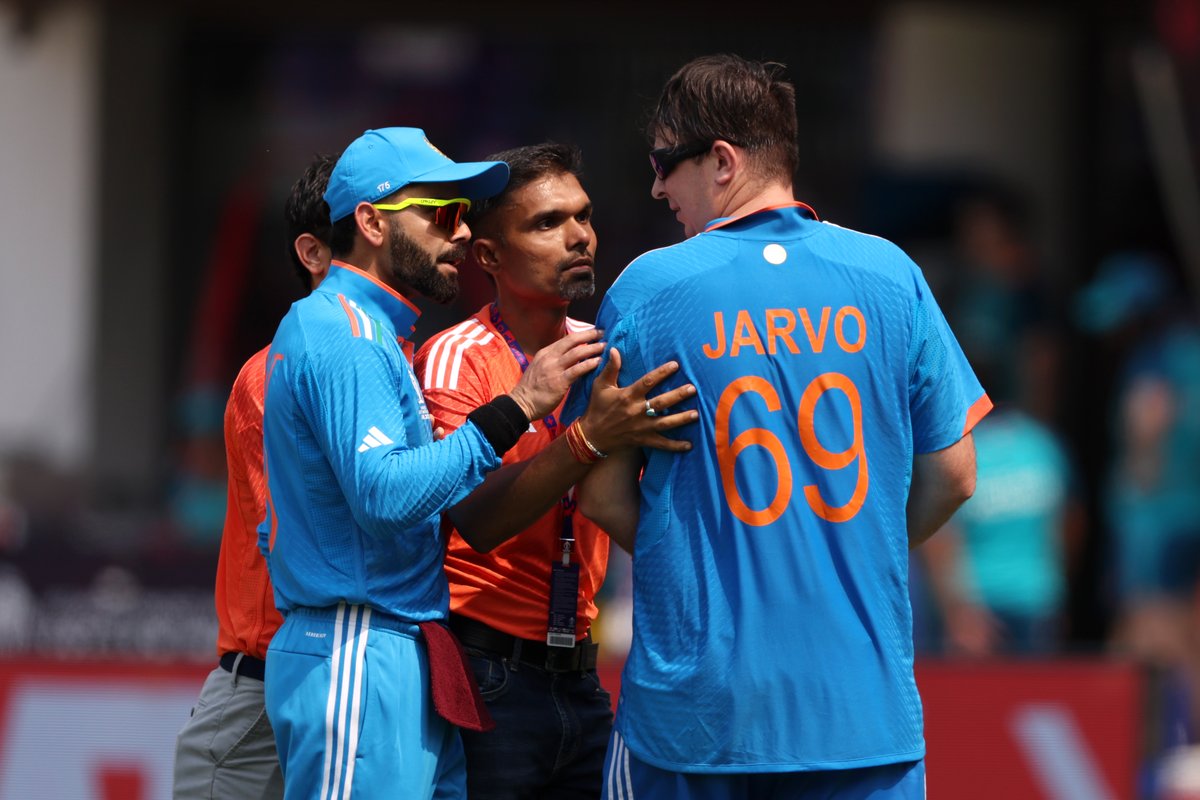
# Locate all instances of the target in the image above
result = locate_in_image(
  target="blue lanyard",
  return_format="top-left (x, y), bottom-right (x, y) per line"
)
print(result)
top-left (489, 303), bottom-right (577, 544)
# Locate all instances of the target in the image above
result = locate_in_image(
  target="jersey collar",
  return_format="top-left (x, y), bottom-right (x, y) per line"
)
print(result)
top-left (702, 201), bottom-right (819, 234)
top-left (322, 261), bottom-right (421, 341)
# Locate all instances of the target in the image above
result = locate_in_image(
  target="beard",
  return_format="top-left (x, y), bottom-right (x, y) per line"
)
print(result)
top-left (387, 222), bottom-right (464, 305)
top-left (556, 256), bottom-right (596, 303)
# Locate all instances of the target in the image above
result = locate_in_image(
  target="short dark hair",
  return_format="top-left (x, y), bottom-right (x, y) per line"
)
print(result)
top-left (330, 183), bottom-right (407, 259)
top-left (648, 54), bottom-right (798, 183)
top-left (284, 153), bottom-right (338, 288)
top-left (466, 142), bottom-right (584, 237)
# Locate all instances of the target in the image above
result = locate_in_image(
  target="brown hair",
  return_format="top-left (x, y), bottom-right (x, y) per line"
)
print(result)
top-left (648, 54), bottom-right (798, 183)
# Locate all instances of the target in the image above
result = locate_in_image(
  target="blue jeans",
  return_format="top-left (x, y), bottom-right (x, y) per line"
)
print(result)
top-left (461, 648), bottom-right (614, 799)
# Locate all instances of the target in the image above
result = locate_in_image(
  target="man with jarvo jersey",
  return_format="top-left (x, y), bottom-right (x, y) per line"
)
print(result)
top-left (571, 55), bottom-right (991, 800)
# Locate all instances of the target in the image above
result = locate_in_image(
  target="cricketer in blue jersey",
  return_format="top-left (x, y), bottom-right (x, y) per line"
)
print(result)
top-left (570, 56), bottom-right (990, 800)
top-left (260, 128), bottom-right (610, 800)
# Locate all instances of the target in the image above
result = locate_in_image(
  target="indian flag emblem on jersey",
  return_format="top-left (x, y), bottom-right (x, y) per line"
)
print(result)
top-left (337, 295), bottom-right (389, 345)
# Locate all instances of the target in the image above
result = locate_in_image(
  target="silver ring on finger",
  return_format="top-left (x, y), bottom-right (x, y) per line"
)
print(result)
top-left (644, 399), bottom-right (659, 417)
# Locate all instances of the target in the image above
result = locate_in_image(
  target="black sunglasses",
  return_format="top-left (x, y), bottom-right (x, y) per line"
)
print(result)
top-left (649, 142), bottom-right (712, 180)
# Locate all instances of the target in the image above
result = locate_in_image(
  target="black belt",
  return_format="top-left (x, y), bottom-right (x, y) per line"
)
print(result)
top-left (220, 651), bottom-right (266, 681)
top-left (449, 614), bottom-right (598, 673)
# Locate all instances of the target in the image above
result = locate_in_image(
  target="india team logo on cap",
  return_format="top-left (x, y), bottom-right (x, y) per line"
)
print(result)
top-left (324, 127), bottom-right (510, 222)
top-left (423, 136), bottom-right (448, 158)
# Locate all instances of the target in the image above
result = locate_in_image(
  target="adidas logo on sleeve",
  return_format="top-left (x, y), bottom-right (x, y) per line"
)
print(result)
top-left (357, 426), bottom-right (394, 453)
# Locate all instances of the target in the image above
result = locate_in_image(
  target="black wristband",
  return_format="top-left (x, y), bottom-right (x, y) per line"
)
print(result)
top-left (467, 395), bottom-right (530, 457)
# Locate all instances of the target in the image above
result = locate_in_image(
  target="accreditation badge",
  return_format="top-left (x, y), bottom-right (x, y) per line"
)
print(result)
top-left (546, 546), bottom-right (580, 649)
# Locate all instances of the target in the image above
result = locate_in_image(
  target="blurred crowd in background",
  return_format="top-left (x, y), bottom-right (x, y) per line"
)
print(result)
top-left (1, 0), bottom-right (1199, 773)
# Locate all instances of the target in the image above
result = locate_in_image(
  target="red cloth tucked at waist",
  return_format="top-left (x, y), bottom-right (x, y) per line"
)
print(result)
top-left (417, 621), bottom-right (494, 732)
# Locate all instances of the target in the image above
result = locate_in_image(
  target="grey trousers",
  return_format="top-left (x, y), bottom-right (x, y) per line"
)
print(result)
top-left (173, 660), bottom-right (283, 799)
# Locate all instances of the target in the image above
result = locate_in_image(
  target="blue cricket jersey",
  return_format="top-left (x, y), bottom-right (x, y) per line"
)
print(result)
top-left (261, 261), bottom-right (501, 622)
top-left (568, 205), bottom-right (989, 772)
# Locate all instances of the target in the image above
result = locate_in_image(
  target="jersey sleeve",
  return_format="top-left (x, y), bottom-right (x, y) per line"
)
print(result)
top-left (225, 360), bottom-right (267, 537)
top-left (907, 270), bottom-right (992, 453)
top-left (295, 334), bottom-right (501, 537)
top-left (563, 293), bottom-right (642, 424)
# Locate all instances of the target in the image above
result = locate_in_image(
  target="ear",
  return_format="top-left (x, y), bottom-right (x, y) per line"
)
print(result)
top-left (710, 140), bottom-right (742, 187)
top-left (293, 232), bottom-right (332, 286)
top-left (471, 236), bottom-right (502, 279)
top-left (354, 202), bottom-right (388, 248)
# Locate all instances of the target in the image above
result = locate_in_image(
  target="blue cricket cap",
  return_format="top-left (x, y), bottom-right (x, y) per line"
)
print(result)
top-left (324, 127), bottom-right (509, 222)
top-left (1074, 251), bottom-right (1171, 333)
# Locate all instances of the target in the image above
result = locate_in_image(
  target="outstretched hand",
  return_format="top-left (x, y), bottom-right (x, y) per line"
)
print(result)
top-left (507, 329), bottom-right (605, 422)
top-left (580, 348), bottom-right (697, 454)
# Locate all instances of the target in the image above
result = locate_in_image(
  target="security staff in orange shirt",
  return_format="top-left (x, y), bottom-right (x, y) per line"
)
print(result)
top-left (415, 143), bottom-right (695, 799)
top-left (173, 154), bottom-right (336, 800)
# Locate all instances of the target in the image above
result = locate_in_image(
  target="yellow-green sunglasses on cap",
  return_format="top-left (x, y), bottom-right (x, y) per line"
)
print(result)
top-left (372, 197), bottom-right (472, 235)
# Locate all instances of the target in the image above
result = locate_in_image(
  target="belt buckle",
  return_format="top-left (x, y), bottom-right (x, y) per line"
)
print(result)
top-left (544, 644), bottom-right (580, 673)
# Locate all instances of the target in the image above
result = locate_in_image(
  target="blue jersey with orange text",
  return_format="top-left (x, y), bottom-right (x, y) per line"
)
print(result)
top-left (260, 262), bottom-right (501, 621)
top-left (567, 204), bottom-right (990, 772)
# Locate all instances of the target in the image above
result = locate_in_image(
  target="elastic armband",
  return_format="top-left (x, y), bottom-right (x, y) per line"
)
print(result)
top-left (467, 395), bottom-right (529, 457)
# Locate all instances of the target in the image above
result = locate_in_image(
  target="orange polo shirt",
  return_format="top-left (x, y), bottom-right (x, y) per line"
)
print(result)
top-left (213, 346), bottom-right (282, 660)
top-left (415, 306), bottom-right (609, 642)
